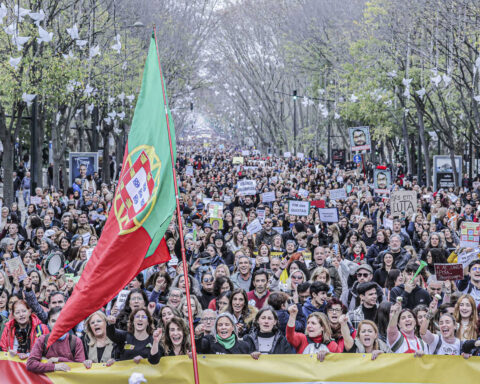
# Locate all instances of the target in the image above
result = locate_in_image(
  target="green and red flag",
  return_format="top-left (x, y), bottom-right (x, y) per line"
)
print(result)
top-left (48, 34), bottom-right (176, 346)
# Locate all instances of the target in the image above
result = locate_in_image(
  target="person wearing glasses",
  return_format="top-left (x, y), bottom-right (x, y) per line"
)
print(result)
top-left (325, 298), bottom-right (355, 352)
top-left (346, 264), bottom-right (383, 311)
top-left (255, 218), bottom-right (278, 247)
top-left (458, 260), bottom-right (480, 307)
top-left (106, 308), bottom-right (162, 364)
top-left (115, 289), bottom-right (149, 331)
top-left (348, 282), bottom-right (379, 329)
top-left (195, 309), bottom-right (217, 337)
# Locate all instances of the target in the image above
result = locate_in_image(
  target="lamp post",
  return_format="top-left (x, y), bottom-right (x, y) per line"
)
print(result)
top-left (293, 90), bottom-right (297, 155)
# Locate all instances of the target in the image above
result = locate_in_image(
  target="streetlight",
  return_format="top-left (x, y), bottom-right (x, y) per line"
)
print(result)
top-left (293, 90), bottom-right (297, 155)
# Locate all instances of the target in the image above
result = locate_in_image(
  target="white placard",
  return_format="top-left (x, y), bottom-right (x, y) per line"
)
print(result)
top-left (261, 191), bottom-right (276, 203)
top-left (273, 226), bottom-right (283, 234)
top-left (31, 196), bottom-right (42, 206)
top-left (256, 209), bottom-right (265, 224)
top-left (298, 188), bottom-right (309, 198)
top-left (247, 219), bottom-right (263, 234)
top-left (297, 152), bottom-right (304, 159)
top-left (241, 150), bottom-right (250, 156)
top-left (383, 217), bottom-right (393, 230)
top-left (318, 208), bottom-right (339, 223)
top-left (236, 179), bottom-right (257, 196)
top-left (186, 165), bottom-right (194, 177)
top-left (449, 194), bottom-right (458, 203)
top-left (288, 200), bottom-right (310, 216)
top-left (391, 190), bottom-right (417, 217)
top-left (116, 289), bottom-right (130, 311)
top-left (458, 248), bottom-right (480, 269)
top-left (329, 188), bottom-right (347, 201)
top-left (284, 152), bottom-right (291, 158)
top-left (269, 176), bottom-right (278, 184)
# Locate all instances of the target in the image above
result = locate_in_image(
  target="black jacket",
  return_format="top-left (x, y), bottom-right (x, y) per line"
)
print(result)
top-left (389, 284), bottom-right (431, 309)
top-left (196, 334), bottom-right (251, 354)
top-left (243, 329), bottom-right (293, 354)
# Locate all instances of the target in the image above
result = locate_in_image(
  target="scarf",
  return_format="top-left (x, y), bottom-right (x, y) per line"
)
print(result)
top-left (14, 322), bottom-right (31, 353)
top-left (216, 334), bottom-right (236, 350)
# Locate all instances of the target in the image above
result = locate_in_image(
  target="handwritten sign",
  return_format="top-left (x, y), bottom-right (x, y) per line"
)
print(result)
top-left (318, 208), bottom-right (339, 223)
top-left (288, 201), bottom-right (310, 216)
top-left (457, 248), bottom-right (480, 268)
top-left (460, 222), bottom-right (480, 248)
top-left (232, 157), bottom-right (244, 165)
top-left (247, 219), bottom-right (263, 234)
top-left (236, 180), bottom-right (257, 196)
top-left (297, 152), bottom-right (305, 159)
top-left (298, 188), bottom-right (309, 198)
top-left (284, 152), bottom-right (291, 158)
top-left (241, 150), bottom-right (250, 156)
top-left (185, 165), bottom-right (194, 177)
top-left (116, 289), bottom-right (130, 311)
top-left (261, 191), bottom-right (276, 203)
top-left (30, 196), bottom-right (42, 206)
top-left (434, 263), bottom-right (464, 281)
top-left (391, 191), bottom-right (417, 217)
top-left (329, 188), bottom-right (347, 201)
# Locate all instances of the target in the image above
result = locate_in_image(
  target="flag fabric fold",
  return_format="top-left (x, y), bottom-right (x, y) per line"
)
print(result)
top-left (48, 34), bottom-right (176, 346)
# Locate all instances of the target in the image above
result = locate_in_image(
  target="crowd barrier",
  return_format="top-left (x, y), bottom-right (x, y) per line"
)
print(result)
top-left (1, 353), bottom-right (478, 383)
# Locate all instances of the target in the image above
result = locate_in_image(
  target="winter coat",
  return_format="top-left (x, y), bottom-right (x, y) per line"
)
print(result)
top-left (196, 334), bottom-right (251, 354)
top-left (243, 329), bottom-right (293, 354)
top-left (0, 313), bottom-right (49, 352)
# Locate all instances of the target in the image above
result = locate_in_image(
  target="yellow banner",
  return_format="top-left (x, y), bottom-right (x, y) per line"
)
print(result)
top-left (2, 354), bottom-right (479, 384)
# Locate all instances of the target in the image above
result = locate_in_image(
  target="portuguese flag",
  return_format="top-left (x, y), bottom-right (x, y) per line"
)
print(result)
top-left (48, 34), bottom-right (176, 345)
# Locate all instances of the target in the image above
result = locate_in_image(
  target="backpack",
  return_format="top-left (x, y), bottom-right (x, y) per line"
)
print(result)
top-left (43, 333), bottom-right (77, 358)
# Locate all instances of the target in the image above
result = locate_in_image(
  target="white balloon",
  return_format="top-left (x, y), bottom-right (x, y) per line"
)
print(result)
top-left (9, 56), bottom-right (21, 70)
top-left (37, 26), bottom-right (53, 44)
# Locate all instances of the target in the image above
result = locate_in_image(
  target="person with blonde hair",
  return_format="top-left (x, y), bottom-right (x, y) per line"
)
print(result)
top-left (454, 294), bottom-right (478, 341)
top-left (347, 320), bottom-right (390, 358)
top-left (82, 311), bottom-right (116, 367)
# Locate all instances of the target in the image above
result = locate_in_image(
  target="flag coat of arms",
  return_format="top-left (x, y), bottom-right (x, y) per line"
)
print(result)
top-left (48, 34), bottom-right (176, 345)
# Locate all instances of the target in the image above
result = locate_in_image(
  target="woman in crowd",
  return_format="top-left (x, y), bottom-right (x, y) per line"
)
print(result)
top-left (158, 305), bottom-right (181, 329)
top-left (286, 303), bottom-right (338, 354)
top-left (180, 295), bottom-right (203, 326)
top-left (387, 302), bottom-right (425, 354)
top-left (347, 320), bottom-right (391, 358)
top-left (373, 252), bottom-right (396, 288)
top-left (106, 308), bottom-right (162, 364)
top-left (244, 307), bottom-right (292, 356)
top-left (226, 289), bottom-right (257, 337)
top-left (454, 294), bottom-right (478, 341)
top-left (82, 310), bottom-right (116, 367)
top-left (115, 289), bottom-right (149, 331)
top-left (162, 317), bottom-right (191, 356)
top-left (196, 312), bottom-right (251, 354)
top-left (0, 300), bottom-right (49, 357)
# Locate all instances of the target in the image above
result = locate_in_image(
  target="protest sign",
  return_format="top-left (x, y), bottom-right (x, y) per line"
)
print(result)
top-left (185, 165), bottom-right (194, 177)
top-left (272, 227), bottom-right (283, 235)
top-left (210, 218), bottom-right (224, 230)
top-left (236, 179), bottom-right (257, 196)
top-left (298, 188), bottom-right (309, 198)
top-left (247, 219), bottom-right (263, 234)
top-left (5, 257), bottom-right (27, 281)
top-left (318, 208), bottom-right (339, 223)
top-left (116, 290), bottom-right (130, 311)
top-left (30, 196), bottom-right (42, 206)
top-left (256, 209), bottom-right (265, 224)
top-left (391, 190), bottom-right (417, 217)
top-left (383, 217), bottom-right (393, 230)
top-left (473, 181), bottom-right (480, 190)
top-left (241, 150), bottom-right (250, 156)
top-left (349, 126), bottom-right (371, 152)
top-left (284, 152), bottom-right (291, 158)
top-left (457, 248), bottom-right (480, 268)
top-left (433, 155), bottom-right (462, 190)
top-left (297, 152), bottom-right (304, 159)
top-left (434, 264), bottom-right (464, 281)
top-left (232, 157), bottom-right (244, 165)
top-left (310, 200), bottom-right (326, 208)
top-left (269, 176), bottom-right (278, 184)
top-left (329, 188), bottom-right (347, 201)
top-left (208, 201), bottom-right (224, 218)
top-left (261, 191), bottom-right (276, 203)
top-left (288, 200), bottom-right (310, 216)
top-left (374, 169), bottom-right (391, 195)
top-left (460, 222), bottom-right (480, 248)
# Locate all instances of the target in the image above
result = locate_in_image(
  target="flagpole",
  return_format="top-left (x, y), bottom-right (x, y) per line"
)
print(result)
top-left (153, 27), bottom-right (200, 384)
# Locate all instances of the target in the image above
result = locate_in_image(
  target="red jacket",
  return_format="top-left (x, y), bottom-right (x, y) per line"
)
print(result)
top-left (286, 324), bottom-right (338, 354)
top-left (0, 313), bottom-right (49, 352)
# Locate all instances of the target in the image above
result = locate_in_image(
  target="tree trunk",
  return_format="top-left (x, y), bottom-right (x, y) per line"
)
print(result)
top-left (2, 137), bottom-right (15, 206)
top-left (402, 113), bottom-right (412, 175)
top-left (102, 131), bottom-right (111, 184)
top-left (417, 108), bottom-right (431, 187)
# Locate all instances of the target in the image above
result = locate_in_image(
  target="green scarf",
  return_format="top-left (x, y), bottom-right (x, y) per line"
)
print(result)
top-left (216, 334), bottom-right (236, 350)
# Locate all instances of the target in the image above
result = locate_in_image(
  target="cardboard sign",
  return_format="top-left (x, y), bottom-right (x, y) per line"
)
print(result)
top-left (298, 188), bottom-right (309, 198)
top-left (116, 289), bottom-right (130, 311)
top-left (186, 165), bottom-right (194, 177)
top-left (434, 263), bottom-right (464, 281)
top-left (247, 219), bottom-right (263, 234)
top-left (457, 248), bottom-right (480, 268)
top-left (318, 208), bottom-right (339, 223)
top-left (311, 200), bottom-right (326, 209)
top-left (5, 257), bottom-right (27, 281)
top-left (391, 190), bottom-right (417, 217)
top-left (349, 126), bottom-right (371, 152)
top-left (329, 188), bottom-right (347, 201)
top-left (288, 200), bottom-right (310, 216)
top-left (261, 191), bottom-right (276, 203)
top-left (232, 157), bottom-right (244, 165)
top-left (236, 180), bottom-right (257, 196)
top-left (460, 222), bottom-right (480, 248)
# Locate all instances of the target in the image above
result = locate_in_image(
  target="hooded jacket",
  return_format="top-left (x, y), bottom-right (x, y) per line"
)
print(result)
top-left (0, 313), bottom-right (49, 352)
top-left (243, 328), bottom-right (293, 354)
top-left (302, 298), bottom-right (327, 319)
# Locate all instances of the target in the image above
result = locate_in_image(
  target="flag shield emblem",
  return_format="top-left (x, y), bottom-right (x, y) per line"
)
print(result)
top-left (114, 145), bottom-right (161, 235)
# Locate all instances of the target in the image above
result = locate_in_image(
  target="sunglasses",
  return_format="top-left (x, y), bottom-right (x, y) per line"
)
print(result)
top-left (356, 273), bottom-right (370, 278)
top-left (203, 277), bottom-right (214, 283)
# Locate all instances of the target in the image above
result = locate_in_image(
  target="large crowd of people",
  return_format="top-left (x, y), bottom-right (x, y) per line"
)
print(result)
top-left (1, 142), bottom-right (480, 376)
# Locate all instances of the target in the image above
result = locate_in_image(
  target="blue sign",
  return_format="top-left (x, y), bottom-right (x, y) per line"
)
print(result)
top-left (353, 154), bottom-right (362, 164)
